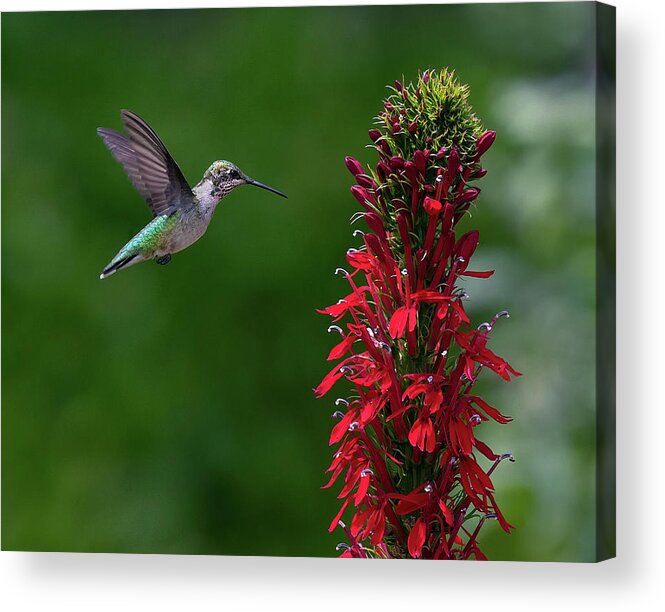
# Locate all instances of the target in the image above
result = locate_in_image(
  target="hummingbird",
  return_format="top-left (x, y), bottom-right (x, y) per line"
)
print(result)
top-left (97, 110), bottom-right (286, 279)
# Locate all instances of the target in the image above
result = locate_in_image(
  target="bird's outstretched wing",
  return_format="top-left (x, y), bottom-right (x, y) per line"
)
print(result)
top-left (97, 110), bottom-right (192, 217)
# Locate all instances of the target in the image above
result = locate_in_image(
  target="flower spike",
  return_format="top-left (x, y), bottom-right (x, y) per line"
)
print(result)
top-left (316, 69), bottom-right (520, 559)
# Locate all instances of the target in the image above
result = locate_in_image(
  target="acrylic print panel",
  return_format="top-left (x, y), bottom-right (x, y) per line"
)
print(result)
top-left (1, 2), bottom-right (615, 561)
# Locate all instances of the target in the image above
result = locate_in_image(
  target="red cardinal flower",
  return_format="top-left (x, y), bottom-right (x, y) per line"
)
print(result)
top-left (316, 70), bottom-right (520, 559)
top-left (408, 415), bottom-right (437, 453)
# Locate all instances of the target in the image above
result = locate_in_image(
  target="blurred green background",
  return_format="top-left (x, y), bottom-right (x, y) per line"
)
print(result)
top-left (2, 3), bottom-right (599, 560)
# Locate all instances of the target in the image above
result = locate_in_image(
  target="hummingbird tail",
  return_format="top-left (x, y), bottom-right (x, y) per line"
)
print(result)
top-left (99, 253), bottom-right (140, 280)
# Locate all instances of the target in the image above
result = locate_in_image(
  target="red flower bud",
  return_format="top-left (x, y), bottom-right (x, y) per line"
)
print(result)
top-left (378, 140), bottom-right (391, 156)
top-left (345, 156), bottom-right (364, 177)
top-left (423, 197), bottom-right (443, 215)
top-left (356, 174), bottom-right (375, 189)
top-left (441, 148), bottom-right (460, 192)
top-left (408, 122), bottom-right (418, 135)
top-left (404, 161), bottom-right (419, 184)
top-left (454, 188), bottom-right (480, 206)
top-left (441, 201), bottom-right (455, 229)
top-left (394, 79), bottom-right (403, 92)
top-left (422, 70), bottom-right (430, 84)
top-left (363, 212), bottom-right (387, 241)
top-left (350, 185), bottom-right (372, 210)
top-left (389, 155), bottom-right (405, 170)
top-left (414, 150), bottom-right (427, 173)
top-left (364, 233), bottom-right (384, 261)
top-left (475, 130), bottom-right (496, 160)
top-left (446, 148), bottom-right (460, 177)
top-left (376, 160), bottom-right (392, 181)
top-left (368, 129), bottom-right (382, 143)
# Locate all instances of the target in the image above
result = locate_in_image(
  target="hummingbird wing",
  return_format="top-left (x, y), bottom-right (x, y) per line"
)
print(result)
top-left (97, 110), bottom-right (193, 217)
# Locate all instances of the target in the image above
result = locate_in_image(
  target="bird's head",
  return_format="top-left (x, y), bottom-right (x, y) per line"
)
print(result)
top-left (204, 160), bottom-right (287, 200)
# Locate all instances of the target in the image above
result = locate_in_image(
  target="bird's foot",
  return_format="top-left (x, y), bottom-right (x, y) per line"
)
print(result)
top-left (156, 254), bottom-right (172, 266)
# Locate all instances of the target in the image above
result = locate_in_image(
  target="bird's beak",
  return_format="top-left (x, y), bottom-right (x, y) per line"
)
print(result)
top-left (246, 178), bottom-right (287, 199)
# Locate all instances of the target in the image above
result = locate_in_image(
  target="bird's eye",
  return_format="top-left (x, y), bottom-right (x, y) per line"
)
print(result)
top-left (230, 169), bottom-right (239, 179)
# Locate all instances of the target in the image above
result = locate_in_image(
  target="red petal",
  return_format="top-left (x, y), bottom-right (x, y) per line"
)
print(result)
top-left (461, 270), bottom-right (495, 278)
top-left (487, 492), bottom-right (515, 533)
top-left (424, 388), bottom-right (443, 413)
top-left (449, 300), bottom-right (470, 324)
top-left (351, 507), bottom-right (371, 537)
top-left (407, 305), bottom-right (418, 332)
top-left (317, 292), bottom-right (361, 320)
top-left (462, 456), bottom-right (495, 492)
top-left (346, 249), bottom-right (376, 271)
top-left (424, 419), bottom-right (437, 453)
top-left (395, 493), bottom-right (429, 515)
top-left (438, 499), bottom-right (454, 526)
top-left (449, 419), bottom-right (474, 455)
top-left (327, 334), bottom-right (356, 361)
top-left (408, 518), bottom-right (427, 558)
top-left (329, 409), bottom-right (357, 445)
top-left (470, 396), bottom-right (512, 424)
top-left (360, 396), bottom-right (383, 423)
top-left (463, 354), bottom-right (476, 381)
top-left (321, 463), bottom-right (344, 489)
top-left (408, 418), bottom-right (424, 449)
top-left (314, 365), bottom-right (346, 398)
top-left (328, 497), bottom-right (350, 532)
top-left (455, 230), bottom-right (479, 264)
top-left (369, 509), bottom-right (387, 546)
top-left (389, 306), bottom-right (409, 339)
top-left (411, 289), bottom-right (451, 303)
top-left (408, 417), bottom-right (436, 453)
top-left (354, 473), bottom-right (371, 506)
top-left (338, 466), bottom-right (363, 499)
top-left (474, 439), bottom-right (499, 460)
